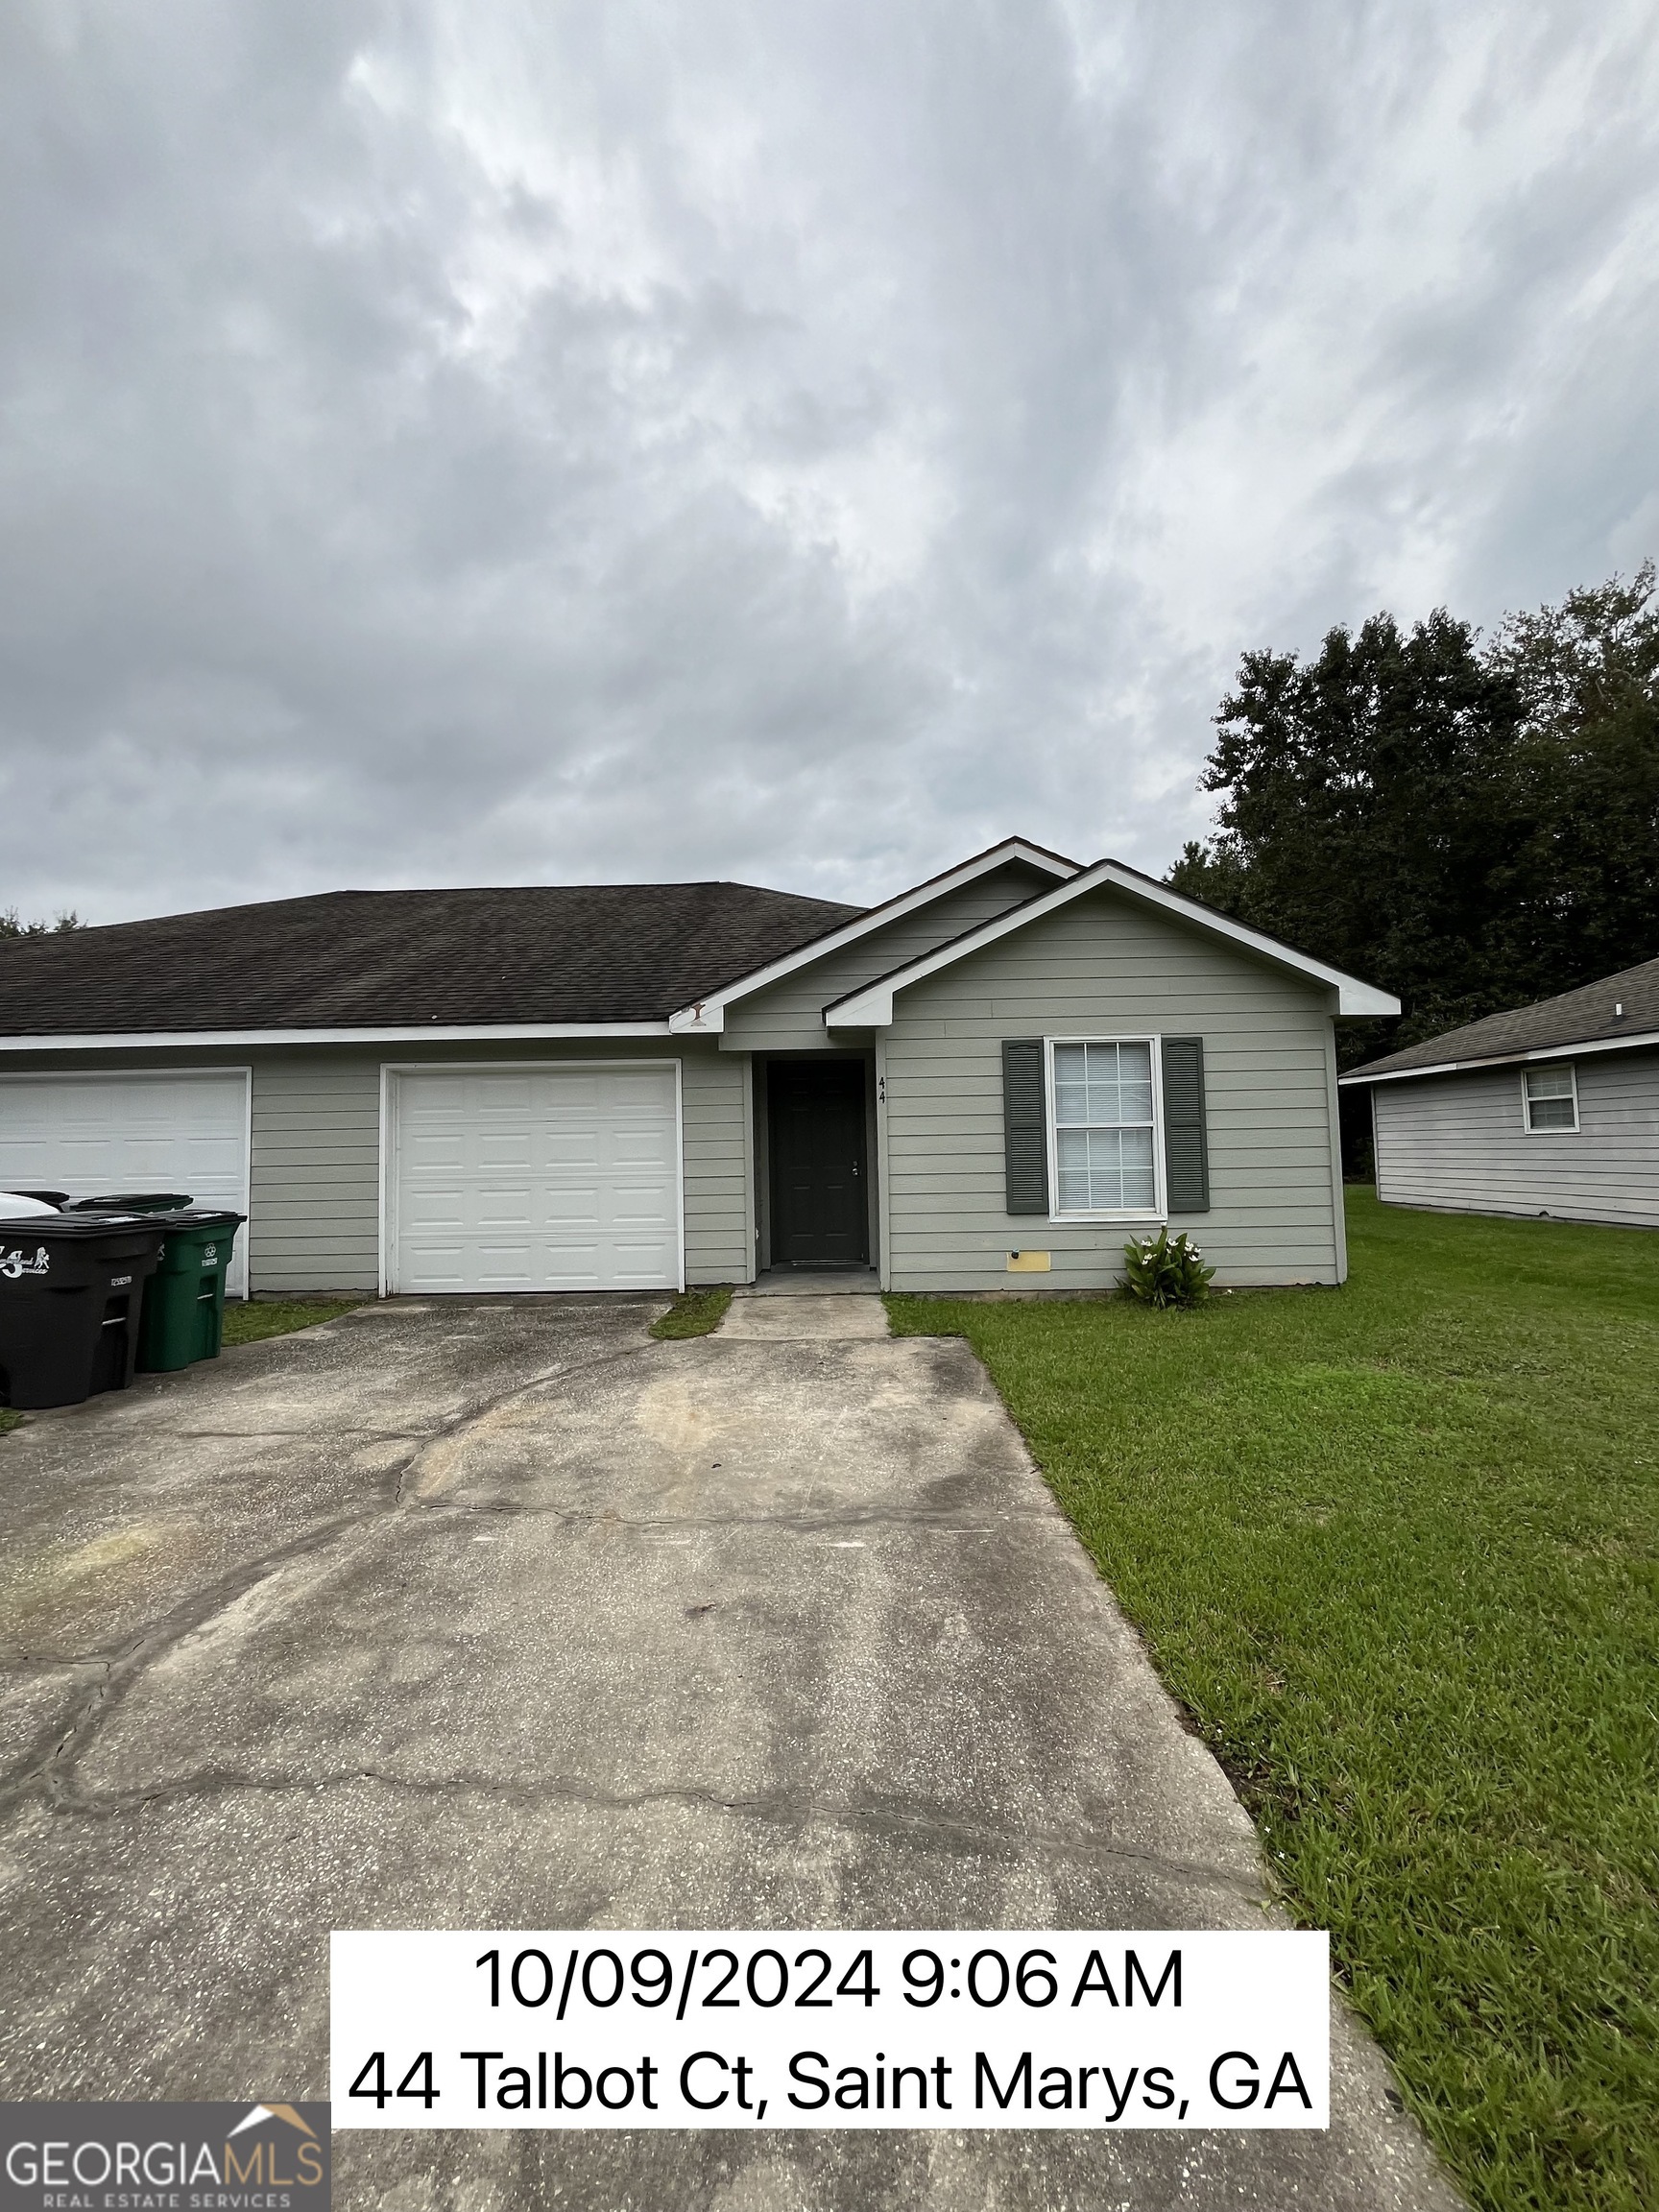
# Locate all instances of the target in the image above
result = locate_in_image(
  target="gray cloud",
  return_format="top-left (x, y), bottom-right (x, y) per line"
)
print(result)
top-left (2, 0), bottom-right (1656, 920)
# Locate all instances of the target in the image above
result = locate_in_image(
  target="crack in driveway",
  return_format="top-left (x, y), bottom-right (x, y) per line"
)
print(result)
top-left (30, 1759), bottom-right (1271, 1898)
top-left (406, 1498), bottom-right (1053, 1529)
top-left (1, 1324), bottom-right (1040, 1813)
top-left (0, 1332), bottom-right (675, 1809)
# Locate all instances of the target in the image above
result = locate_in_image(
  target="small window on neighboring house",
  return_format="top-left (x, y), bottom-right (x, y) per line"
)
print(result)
top-left (1050, 1040), bottom-right (1161, 1214)
top-left (1524, 1064), bottom-right (1578, 1132)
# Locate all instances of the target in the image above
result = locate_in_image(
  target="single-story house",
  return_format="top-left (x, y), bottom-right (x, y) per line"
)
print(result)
top-left (0, 838), bottom-right (1396, 1297)
top-left (1342, 953), bottom-right (1659, 1229)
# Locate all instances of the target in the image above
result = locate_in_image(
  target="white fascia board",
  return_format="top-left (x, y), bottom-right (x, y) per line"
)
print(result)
top-left (1339, 1027), bottom-right (1659, 1086)
top-left (823, 858), bottom-right (1401, 1026)
top-left (0, 1022), bottom-right (674, 1054)
top-left (1336, 1061), bottom-right (1456, 1086)
top-left (666, 838), bottom-right (1079, 1034)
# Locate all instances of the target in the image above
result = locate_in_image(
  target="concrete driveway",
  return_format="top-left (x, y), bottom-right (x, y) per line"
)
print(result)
top-left (0, 1291), bottom-right (1458, 2210)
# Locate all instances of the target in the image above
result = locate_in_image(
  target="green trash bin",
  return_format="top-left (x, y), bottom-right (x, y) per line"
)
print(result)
top-left (134, 1210), bottom-right (246, 1372)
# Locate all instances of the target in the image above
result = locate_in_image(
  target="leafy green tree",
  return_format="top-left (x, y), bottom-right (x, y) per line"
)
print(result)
top-left (1169, 564), bottom-right (1659, 1066)
top-left (0, 909), bottom-right (83, 940)
top-left (1482, 566), bottom-right (1659, 999)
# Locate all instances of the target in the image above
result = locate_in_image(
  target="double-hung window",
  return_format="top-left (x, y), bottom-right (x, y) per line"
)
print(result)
top-left (1049, 1039), bottom-right (1161, 1216)
top-left (1524, 1063), bottom-right (1578, 1133)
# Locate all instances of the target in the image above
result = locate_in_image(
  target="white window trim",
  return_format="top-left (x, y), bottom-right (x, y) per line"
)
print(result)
top-left (1522, 1061), bottom-right (1579, 1135)
top-left (1045, 1035), bottom-right (1166, 1223)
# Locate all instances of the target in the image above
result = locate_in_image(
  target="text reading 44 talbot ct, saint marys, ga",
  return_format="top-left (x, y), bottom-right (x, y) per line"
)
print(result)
top-left (331, 1931), bottom-right (1329, 2130)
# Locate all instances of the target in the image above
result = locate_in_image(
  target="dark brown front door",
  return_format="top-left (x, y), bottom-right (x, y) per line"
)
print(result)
top-left (768, 1060), bottom-right (869, 1267)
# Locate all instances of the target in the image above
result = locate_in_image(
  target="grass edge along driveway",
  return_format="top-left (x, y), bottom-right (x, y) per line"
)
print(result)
top-left (888, 1192), bottom-right (1657, 2212)
top-left (222, 1297), bottom-right (368, 1347)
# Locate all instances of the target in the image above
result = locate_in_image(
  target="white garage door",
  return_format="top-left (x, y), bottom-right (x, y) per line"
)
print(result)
top-left (0, 1071), bottom-right (252, 1296)
top-left (388, 1064), bottom-right (682, 1293)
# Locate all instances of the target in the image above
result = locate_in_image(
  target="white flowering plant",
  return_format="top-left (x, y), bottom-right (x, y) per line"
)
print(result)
top-left (1120, 1227), bottom-right (1215, 1310)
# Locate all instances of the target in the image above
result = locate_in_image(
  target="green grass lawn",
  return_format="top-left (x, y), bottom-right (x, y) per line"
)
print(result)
top-left (221, 1297), bottom-right (367, 1346)
top-left (888, 1193), bottom-right (1658, 2212)
top-left (649, 1285), bottom-right (734, 1339)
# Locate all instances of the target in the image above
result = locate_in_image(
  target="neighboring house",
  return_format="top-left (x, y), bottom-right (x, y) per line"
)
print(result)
top-left (0, 839), bottom-right (1395, 1298)
top-left (1343, 955), bottom-right (1659, 1230)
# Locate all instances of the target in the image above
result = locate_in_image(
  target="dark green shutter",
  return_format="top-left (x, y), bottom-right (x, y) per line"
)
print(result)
top-left (1002, 1039), bottom-right (1048, 1215)
top-left (1162, 1036), bottom-right (1210, 1213)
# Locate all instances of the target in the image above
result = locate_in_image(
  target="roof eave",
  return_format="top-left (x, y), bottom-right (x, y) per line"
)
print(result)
top-left (667, 838), bottom-right (1081, 1033)
top-left (0, 1021), bottom-right (676, 1053)
top-left (1340, 1026), bottom-right (1659, 1084)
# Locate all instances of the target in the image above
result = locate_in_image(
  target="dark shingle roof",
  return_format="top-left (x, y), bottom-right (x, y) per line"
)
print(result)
top-left (0, 882), bottom-right (863, 1037)
top-left (1347, 952), bottom-right (1659, 1080)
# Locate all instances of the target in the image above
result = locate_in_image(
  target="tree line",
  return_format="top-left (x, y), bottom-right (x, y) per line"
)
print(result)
top-left (0, 910), bottom-right (82, 941)
top-left (1168, 563), bottom-right (1659, 1068)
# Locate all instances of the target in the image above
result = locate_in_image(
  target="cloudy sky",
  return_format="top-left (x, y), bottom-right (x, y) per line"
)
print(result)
top-left (3, 0), bottom-right (1657, 925)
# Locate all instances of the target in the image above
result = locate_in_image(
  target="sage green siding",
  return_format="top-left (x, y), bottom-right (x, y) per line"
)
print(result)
top-left (0, 1038), bottom-right (750, 1296)
top-left (0, 870), bottom-right (1353, 1297)
top-left (0, 1042), bottom-right (342, 1299)
top-left (720, 862), bottom-right (1051, 1053)
top-left (254, 1039), bottom-right (749, 1294)
top-left (252, 1051), bottom-right (379, 1292)
top-left (681, 1046), bottom-right (753, 1280)
top-left (880, 888), bottom-right (1344, 1291)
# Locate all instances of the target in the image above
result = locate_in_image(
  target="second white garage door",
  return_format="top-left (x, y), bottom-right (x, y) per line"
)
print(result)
top-left (0, 1070), bottom-right (252, 1297)
top-left (387, 1064), bottom-right (682, 1293)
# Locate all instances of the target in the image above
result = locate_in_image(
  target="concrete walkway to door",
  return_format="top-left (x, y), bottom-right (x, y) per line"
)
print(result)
top-left (0, 1289), bottom-right (1459, 2210)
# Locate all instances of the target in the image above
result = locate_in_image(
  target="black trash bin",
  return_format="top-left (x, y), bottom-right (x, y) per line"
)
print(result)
top-left (0, 1212), bottom-right (166, 1410)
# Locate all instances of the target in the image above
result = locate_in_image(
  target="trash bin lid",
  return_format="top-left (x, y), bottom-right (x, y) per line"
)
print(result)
top-left (80, 1207), bottom-right (246, 1233)
top-left (64, 1192), bottom-right (194, 1214)
top-left (0, 1192), bottom-right (63, 1217)
top-left (0, 1212), bottom-right (155, 1235)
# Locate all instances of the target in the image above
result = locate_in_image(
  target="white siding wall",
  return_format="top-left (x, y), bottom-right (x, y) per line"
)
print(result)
top-left (881, 889), bottom-right (1343, 1291)
top-left (1372, 1049), bottom-right (1659, 1227)
top-left (721, 863), bottom-right (1051, 1053)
